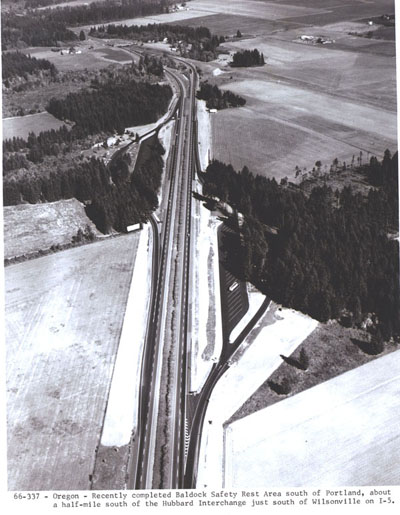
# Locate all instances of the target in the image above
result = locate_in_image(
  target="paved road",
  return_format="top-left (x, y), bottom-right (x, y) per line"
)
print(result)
top-left (128, 60), bottom-right (197, 489)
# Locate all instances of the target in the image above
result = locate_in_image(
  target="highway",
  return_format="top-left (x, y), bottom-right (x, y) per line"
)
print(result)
top-left (127, 59), bottom-right (198, 489)
top-left (124, 50), bottom-right (266, 489)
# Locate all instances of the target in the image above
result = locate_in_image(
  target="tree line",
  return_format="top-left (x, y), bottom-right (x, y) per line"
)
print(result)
top-left (231, 49), bottom-right (265, 67)
top-left (2, 51), bottom-right (57, 81)
top-left (90, 23), bottom-right (225, 62)
top-left (2, 0), bottom-right (172, 48)
top-left (4, 134), bottom-right (165, 233)
top-left (196, 82), bottom-right (246, 110)
top-left (42, 0), bottom-right (172, 27)
top-left (202, 154), bottom-right (399, 339)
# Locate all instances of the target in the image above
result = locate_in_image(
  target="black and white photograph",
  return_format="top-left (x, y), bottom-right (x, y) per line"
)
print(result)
top-left (1, 0), bottom-right (399, 510)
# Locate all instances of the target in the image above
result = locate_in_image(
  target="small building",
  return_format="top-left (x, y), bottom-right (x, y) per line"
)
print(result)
top-left (126, 223), bottom-right (142, 233)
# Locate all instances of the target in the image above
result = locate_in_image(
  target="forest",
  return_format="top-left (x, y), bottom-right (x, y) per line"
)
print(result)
top-left (202, 154), bottom-right (399, 339)
top-left (2, 52), bottom-right (57, 80)
top-left (1, 13), bottom-right (77, 48)
top-left (231, 49), bottom-right (265, 67)
top-left (46, 78), bottom-right (172, 134)
top-left (90, 23), bottom-right (225, 62)
top-left (4, 134), bottom-right (165, 233)
top-left (196, 82), bottom-right (246, 110)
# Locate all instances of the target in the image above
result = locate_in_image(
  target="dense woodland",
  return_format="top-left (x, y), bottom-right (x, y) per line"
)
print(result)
top-left (2, 52), bottom-right (57, 80)
top-left (203, 154), bottom-right (399, 338)
top-left (196, 82), bottom-right (246, 110)
top-left (90, 23), bottom-right (225, 61)
top-left (1, 14), bottom-right (77, 48)
top-left (4, 134), bottom-right (165, 233)
top-left (47, 79), bottom-right (172, 134)
top-left (231, 49), bottom-right (265, 67)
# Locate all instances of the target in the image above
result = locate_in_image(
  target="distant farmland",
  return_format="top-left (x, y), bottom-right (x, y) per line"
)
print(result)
top-left (2, 112), bottom-right (68, 140)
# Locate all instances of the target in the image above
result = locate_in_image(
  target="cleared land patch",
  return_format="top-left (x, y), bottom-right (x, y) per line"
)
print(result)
top-left (6, 234), bottom-right (140, 490)
top-left (225, 350), bottom-right (400, 487)
top-left (92, 47), bottom-right (135, 63)
top-left (3, 199), bottom-right (101, 261)
top-left (2, 112), bottom-right (68, 140)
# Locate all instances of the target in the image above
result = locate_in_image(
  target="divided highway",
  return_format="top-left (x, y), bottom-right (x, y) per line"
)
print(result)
top-left (128, 61), bottom-right (198, 489)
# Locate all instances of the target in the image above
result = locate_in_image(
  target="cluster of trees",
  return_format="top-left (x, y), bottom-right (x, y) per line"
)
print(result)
top-left (47, 79), bottom-right (172, 135)
top-left (2, 51), bottom-right (57, 82)
top-left (3, 63), bottom-right (172, 169)
top-left (231, 49), bottom-right (265, 67)
top-left (1, 12), bottom-right (77, 48)
top-left (202, 155), bottom-right (399, 338)
top-left (41, 0), bottom-right (171, 26)
top-left (196, 82), bottom-right (246, 110)
top-left (4, 134), bottom-right (165, 233)
top-left (90, 23), bottom-right (225, 61)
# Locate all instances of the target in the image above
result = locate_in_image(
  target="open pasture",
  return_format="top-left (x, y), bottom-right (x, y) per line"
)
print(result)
top-left (24, 44), bottom-right (119, 72)
top-left (2, 111), bottom-right (67, 140)
top-left (226, 350), bottom-right (400, 487)
top-left (222, 36), bottom-right (396, 110)
top-left (5, 234), bottom-right (140, 490)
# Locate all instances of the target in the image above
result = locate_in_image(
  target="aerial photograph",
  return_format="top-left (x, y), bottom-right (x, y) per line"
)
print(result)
top-left (2, 0), bottom-right (399, 492)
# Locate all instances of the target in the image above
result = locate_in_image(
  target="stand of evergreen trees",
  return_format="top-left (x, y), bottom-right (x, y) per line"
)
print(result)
top-left (1, 13), bottom-right (77, 48)
top-left (196, 82), bottom-right (246, 110)
top-left (42, 0), bottom-right (171, 26)
top-left (90, 23), bottom-right (224, 62)
top-left (202, 155), bottom-right (399, 338)
top-left (231, 49), bottom-right (265, 67)
top-left (47, 79), bottom-right (172, 135)
top-left (4, 134), bottom-right (165, 233)
top-left (2, 52), bottom-right (57, 80)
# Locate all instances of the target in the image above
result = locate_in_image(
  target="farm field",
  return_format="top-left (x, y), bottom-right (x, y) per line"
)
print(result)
top-left (2, 112), bottom-right (68, 140)
top-left (5, 234), bottom-right (140, 490)
top-left (225, 350), bottom-right (400, 487)
top-left (205, 24), bottom-right (396, 180)
top-left (3, 199), bottom-right (100, 261)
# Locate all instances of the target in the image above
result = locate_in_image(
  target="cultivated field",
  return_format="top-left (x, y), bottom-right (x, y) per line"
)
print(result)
top-left (225, 350), bottom-right (400, 487)
top-left (2, 112), bottom-right (68, 140)
top-left (5, 234), bottom-right (140, 490)
top-left (3, 199), bottom-right (101, 261)
top-left (203, 3), bottom-right (396, 180)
